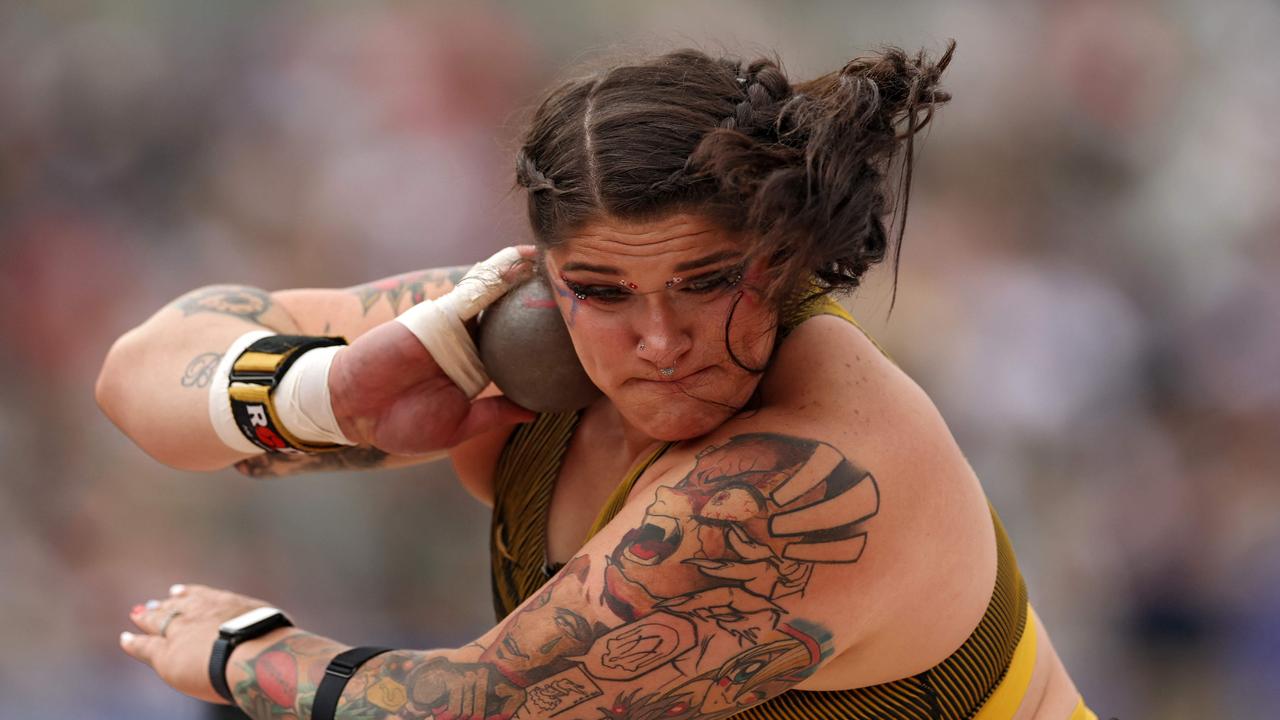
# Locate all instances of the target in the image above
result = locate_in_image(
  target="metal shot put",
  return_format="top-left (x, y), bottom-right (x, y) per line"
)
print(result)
top-left (477, 275), bottom-right (601, 413)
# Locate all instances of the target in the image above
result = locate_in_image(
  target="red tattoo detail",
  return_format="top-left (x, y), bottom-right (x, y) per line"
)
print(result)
top-left (255, 650), bottom-right (298, 708)
top-left (779, 622), bottom-right (822, 668)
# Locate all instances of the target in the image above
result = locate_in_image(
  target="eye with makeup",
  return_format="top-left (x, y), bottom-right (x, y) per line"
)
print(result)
top-left (560, 264), bottom-right (745, 306)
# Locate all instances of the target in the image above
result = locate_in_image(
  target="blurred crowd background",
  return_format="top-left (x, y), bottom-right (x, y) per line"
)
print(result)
top-left (2, 1), bottom-right (1277, 718)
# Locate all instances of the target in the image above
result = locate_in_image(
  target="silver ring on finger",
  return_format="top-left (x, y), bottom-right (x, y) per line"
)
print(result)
top-left (158, 610), bottom-right (182, 638)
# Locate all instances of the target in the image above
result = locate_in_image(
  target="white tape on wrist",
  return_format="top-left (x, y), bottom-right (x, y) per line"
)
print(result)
top-left (394, 247), bottom-right (526, 398)
top-left (209, 330), bottom-right (273, 454)
top-left (395, 301), bottom-right (489, 397)
top-left (275, 345), bottom-right (354, 446)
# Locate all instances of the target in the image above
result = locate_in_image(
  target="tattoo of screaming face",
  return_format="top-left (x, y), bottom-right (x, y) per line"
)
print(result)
top-left (501, 434), bottom-right (878, 718)
top-left (233, 434), bottom-right (877, 719)
top-left (589, 433), bottom-right (879, 718)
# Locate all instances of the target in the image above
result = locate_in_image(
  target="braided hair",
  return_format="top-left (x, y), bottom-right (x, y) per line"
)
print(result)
top-left (515, 41), bottom-right (955, 314)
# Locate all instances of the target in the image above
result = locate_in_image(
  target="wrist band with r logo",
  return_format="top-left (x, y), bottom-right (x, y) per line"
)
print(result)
top-left (227, 335), bottom-right (347, 453)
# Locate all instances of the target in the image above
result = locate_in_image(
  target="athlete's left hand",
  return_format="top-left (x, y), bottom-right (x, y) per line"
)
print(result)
top-left (119, 583), bottom-right (274, 705)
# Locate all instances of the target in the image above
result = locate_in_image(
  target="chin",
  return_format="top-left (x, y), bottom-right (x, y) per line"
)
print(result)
top-left (618, 388), bottom-right (744, 441)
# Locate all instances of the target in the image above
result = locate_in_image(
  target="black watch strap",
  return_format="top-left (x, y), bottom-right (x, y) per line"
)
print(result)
top-left (313, 646), bottom-right (394, 720)
top-left (207, 609), bottom-right (294, 706)
top-left (208, 637), bottom-right (236, 703)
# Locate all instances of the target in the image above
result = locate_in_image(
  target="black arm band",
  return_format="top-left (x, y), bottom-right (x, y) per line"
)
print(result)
top-left (313, 646), bottom-right (394, 720)
top-left (227, 334), bottom-right (347, 453)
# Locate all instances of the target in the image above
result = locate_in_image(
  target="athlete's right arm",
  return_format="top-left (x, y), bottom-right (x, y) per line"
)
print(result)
top-left (95, 265), bottom-right (507, 474)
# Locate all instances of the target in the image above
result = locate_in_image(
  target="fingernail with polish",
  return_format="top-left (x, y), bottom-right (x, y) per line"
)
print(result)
top-left (145, 599), bottom-right (161, 610)
top-left (131, 604), bottom-right (144, 616)
top-left (169, 584), bottom-right (186, 596)
top-left (120, 631), bottom-right (135, 646)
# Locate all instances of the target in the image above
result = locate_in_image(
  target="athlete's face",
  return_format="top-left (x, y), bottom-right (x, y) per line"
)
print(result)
top-left (543, 213), bottom-right (777, 442)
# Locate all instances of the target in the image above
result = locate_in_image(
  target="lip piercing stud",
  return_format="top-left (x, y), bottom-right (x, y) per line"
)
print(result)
top-left (660, 367), bottom-right (675, 377)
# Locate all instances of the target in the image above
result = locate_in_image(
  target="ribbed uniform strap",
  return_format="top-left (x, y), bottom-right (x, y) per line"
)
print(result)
top-left (489, 411), bottom-right (579, 617)
top-left (312, 646), bottom-right (393, 720)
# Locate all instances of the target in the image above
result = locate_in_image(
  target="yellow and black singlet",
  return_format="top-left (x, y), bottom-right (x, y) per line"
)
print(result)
top-left (488, 296), bottom-right (1095, 719)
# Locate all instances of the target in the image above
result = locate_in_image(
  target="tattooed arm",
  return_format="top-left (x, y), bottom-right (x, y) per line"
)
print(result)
top-left (95, 266), bottom-right (471, 473)
top-left (223, 431), bottom-right (880, 719)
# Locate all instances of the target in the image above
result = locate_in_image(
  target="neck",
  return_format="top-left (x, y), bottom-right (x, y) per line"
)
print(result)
top-left (590, 396), bottom-right (664, 467)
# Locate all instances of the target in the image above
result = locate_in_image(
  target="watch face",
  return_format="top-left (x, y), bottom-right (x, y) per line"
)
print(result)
top-left (220, 606), bottom-right (286, 635)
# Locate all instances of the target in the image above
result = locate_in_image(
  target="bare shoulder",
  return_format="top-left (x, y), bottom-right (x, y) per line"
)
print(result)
top-left (761, 314), bottom-right (922, 425)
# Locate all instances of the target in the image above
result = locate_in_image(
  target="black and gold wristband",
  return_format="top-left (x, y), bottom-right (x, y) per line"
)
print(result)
top-left (227, 334), bottom-right (347, 453)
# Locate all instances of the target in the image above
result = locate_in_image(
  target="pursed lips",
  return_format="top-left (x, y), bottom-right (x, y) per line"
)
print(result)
top-left (630, 365), bottom-right (712, 385)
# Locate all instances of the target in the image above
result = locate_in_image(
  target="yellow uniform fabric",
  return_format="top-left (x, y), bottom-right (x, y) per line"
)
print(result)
top-left (488, 295), bottom-right (1093, 718)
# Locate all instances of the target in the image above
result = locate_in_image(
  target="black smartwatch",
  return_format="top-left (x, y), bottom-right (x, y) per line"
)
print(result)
top-left (208, 606), bottom-right (293, 704)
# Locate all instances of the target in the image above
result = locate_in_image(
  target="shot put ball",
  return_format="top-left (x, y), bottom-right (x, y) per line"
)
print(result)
top-left (478, 275), bottom-right (602, 413)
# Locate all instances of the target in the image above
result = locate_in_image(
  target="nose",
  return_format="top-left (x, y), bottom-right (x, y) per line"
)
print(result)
top-left (634, 295), bottom-right (692, 370)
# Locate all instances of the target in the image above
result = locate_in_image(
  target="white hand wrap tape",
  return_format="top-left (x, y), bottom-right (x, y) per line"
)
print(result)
top-left (274, 345), bottom-right (354, 446)
top-left (209, 330), bottom-right (274, 454)
top-left (394, 247), bottom-right (526, 398)
top-left (436, 247), bottom-right (525, 322)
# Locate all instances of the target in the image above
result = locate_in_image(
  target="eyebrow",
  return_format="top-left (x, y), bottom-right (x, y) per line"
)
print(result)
top-left (560, 250), bottom-right (742, 275)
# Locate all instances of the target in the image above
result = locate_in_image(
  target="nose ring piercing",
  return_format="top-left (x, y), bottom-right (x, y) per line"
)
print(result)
top-left (639, 341), bottom-right (646, 351)
top-left (660, 367), bottom-right (675, 377)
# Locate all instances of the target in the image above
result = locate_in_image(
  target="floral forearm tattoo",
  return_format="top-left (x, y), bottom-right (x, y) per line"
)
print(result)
top-left (350, 266), bottom-right (470, 317)
top-left (234, 432), bottom-right (879, 719)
